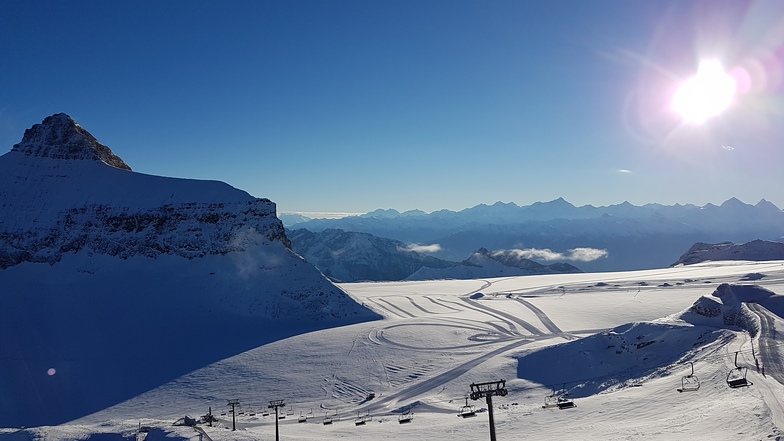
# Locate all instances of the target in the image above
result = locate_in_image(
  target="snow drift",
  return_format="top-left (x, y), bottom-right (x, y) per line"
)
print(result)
top-left (515, 283), bottom-right (784, 398)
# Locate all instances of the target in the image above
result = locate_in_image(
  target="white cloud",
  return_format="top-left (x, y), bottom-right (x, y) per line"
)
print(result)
top-left (566, 247), bottom-right (609, 262)
top-left (617, 169), bottom-right (632, 174)
top-left (501, 248), bottom-right (563, 261)
top-left (721, 144), bottom-right (735, 151)
top-left (499, 247), bottom-right (608, 262)
top-left (401, 243), bottom-right (442, 253)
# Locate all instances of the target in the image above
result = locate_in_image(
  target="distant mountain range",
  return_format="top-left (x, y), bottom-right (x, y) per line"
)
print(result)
top-left (284, 198), bottom-right (784, 272)
top-left (288, 229), bottom-right (582, 282)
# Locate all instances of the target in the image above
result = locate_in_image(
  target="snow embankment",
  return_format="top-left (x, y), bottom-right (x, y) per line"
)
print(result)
top-left (516, 283), bottom-right (784, 398)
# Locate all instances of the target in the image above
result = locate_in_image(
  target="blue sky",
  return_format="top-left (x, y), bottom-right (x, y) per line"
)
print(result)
top-left (2, 0), bottom-right (783, 214)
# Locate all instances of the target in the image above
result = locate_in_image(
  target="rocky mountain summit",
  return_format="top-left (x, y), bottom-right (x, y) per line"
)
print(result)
top-left (11, 113), bottom-right (131, 169)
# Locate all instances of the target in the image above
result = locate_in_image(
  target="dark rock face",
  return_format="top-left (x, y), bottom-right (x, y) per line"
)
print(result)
top-left (12, 113), bottom-right (132, 170)
top-left (0, 200), bottom-right (289, 269)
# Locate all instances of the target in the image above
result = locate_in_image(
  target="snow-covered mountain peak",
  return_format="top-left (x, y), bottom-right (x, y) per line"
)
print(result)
top-left (0, 115), bottom-right (292, 267)
top-left (0, 116), bottom-right (380, 426)
top-left (11, 113), bottom-right (131, 170)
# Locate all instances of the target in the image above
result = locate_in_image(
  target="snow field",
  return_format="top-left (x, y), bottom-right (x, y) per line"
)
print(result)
top-left (9, 260), bottom-right (784, 440)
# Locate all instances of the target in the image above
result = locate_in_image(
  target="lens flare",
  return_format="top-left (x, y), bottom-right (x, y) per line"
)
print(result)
top-left (671, 60), bottom-right (737, 124)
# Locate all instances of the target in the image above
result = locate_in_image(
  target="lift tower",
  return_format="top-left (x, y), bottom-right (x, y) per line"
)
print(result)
top-left (470, 380), bottom-right (508, 441)
top-left (269, 399), bottom-right (286, 441)
top-left (226, 399), bottom-right (240, 431)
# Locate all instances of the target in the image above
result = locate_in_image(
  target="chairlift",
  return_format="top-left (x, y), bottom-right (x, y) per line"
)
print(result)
top-left (542, 386), bottom-right (559, 409)
top-left (262, 410), bottom-right (270, 417)
top-left (556, 384), bottom-right (576, 409)
top-left (298, 411), bottom-right (307, 423)
top-left (322, 412), bottom-right (333, 425)
top-left (678, 362), bottom-right (700, 392)
top-left (458, 396), bottom-right (477, 418)
top-left (354, 411), bottom-right (366, 426)
top-left (399, 407), bottom-right (414, 424)
top-left (727, 352), bottom-right (753, 388)
top-left (287, 406), bottom-right (294, 416)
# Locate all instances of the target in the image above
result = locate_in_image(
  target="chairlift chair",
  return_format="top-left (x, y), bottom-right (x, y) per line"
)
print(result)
top-left (354, 411), bottom-right (366, 426)
top-left (298, 412), bottom-right (307, 423)
top-left (727, 352), bottom-right (753, 388)
top-left (323, 413), bottom-right (333, 425)
top-left (458, 396), bottom-right (477, 418)
top-left (727, 368), bottom-right (751, 388)
top-left (556, 395), bottom-right (576, 409)
top-left (542, 386), bottom-right (559, 409)
top-left (399, 407), bottom-right (414, 424)
top-left (556, 384), bottom-right (576, 409)
top-left (678, 362), bottom-right (700, 392)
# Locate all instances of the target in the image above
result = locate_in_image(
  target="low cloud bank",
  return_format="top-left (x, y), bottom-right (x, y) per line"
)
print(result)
top-left (401, 243), bottom-right (442, 253)
top-left (498, 247), bottom-right (608, 262)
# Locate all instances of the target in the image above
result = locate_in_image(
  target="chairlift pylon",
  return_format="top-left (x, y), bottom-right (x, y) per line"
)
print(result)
top-left (678, 362), bottom-right (700, 392)
top-left (727, 351), bottom-right (753, 388)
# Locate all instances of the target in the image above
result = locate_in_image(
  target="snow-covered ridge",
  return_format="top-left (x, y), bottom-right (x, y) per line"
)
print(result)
top-left (0, 114), bottom-right (289, 268)
top-left (287, 228), bottom-right (456, 282)
top-left (673, 239), bottom-right (784, 266)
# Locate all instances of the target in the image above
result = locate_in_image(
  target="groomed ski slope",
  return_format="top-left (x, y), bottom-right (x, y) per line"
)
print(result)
top-left (5, 260), bottom-right (784, 440)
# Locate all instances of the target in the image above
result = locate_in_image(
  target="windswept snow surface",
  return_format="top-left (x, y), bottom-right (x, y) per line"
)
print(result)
top-left (6, 261), bottom-right (784, 440)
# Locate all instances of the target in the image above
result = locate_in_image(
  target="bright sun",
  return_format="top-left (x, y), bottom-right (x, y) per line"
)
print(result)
top-left (671, 60), bottom-right (736, 124)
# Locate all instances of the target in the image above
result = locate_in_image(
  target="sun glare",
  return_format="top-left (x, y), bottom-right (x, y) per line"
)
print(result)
top-left (671, 60), bottom-right (736, 124)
